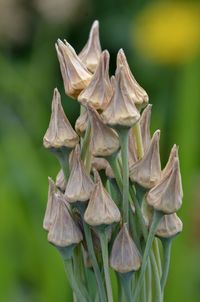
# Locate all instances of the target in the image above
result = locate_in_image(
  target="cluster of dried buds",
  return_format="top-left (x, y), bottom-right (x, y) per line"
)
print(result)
top-left (43, 21), bottom-right (183, 302)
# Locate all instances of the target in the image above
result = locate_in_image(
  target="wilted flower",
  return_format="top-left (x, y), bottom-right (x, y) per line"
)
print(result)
top-left (140, 104), bottom-right (152, 152)
top-left (128, 130), bottom-right (138, 167)
top-left (55, 40), bottom-right (92, 98)
top-left (84, 170), bottom-right (121, 226)
top-left (78, 50), bottom-right (112, 111)
top-left (48, 191), bottom-right (83, 247)
top-left (92, 157), bottom-right (109, 172)
top-left (88, 106), bottom-right (120, 157)
top-left (43, 88), bottom-right (79, 149)
top-left (156, 213), bottom-right (183, 239)
top-left (56, 169), bottom-right (66, 192)
top-left (75, 109), bottom-right (89, 136)
top-left (79, 20), bottom-right (102, 73)
top-left (102, 66), bottom-right (140, 128)
top-left (110, 224), bottom-right (141, 273)
top-left (147, 158), bottom-right (183, 214)
top-left (129, 130), bottom-right (161, 188)
top-left (65, 145), bottom-right (94, 202)
top-left (162, 144), bottom-right (178, 178)
top-left (43, 177), bottom-right (57, 231)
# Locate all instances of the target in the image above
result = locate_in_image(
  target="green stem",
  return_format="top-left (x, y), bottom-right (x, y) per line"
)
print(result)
top-left (64, 259), bottom-right (88, 302)
top-left (132, 122), bottom-right (144, 159)
top-left (160, 238), bottom-right (172, 292)
top-left (99, 231), bottom-right (114, 302)
top-left (83, 222), bottom-right (107, 302)
top-left (116, 273), bottom-right (123, 302)
top-left (118, 128), bottom-right (130, 226)
top-left (153, 239), bottom-right (162, 277)
top-left (119, 273), bottom-right (133, 302)
top-left (133, 210), bottom-right (163, 301)
top-left (56, 148), bottom-right (70, 181)
top-left (81, 121), bottom-right (91, 162)
top-left (146, 259), bottom-right (152, 302)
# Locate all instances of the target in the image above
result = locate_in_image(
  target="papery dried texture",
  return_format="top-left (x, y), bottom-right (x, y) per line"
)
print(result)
top-left (79, 20), bottom-right (101, 73)
top-left (43, 177), bottom-right (57, 231)
top-left (84, 170), bottom-right (121, 226)
top-left (140, 104), bottom-right (152, 152)
top-left (55, 39), bottom-right (92, 98)
top-left (116, 49), bottom-right (149, 110)
top-left (56, 169), bottom-right (66, 192)
top-left (65, 145), bottom-right (94, 202)
top-left (128, 130), bottom-right (138, 167)
top-left (129, 130), bottom-right (161, 189)
top-left (78, 50), bottom-right (112, 111)
top-left (48, 191), bottom-right (83, 247)
top-left (102, 66), bottom-right (140, 128)
top-left (162, 144), bottom-right (178, 178)
top-left (43, 88), bottom-right (79, 149)
top-left (147, 158), bottom-right (183, 214)
top-left (156, 213), bottom-right (183, 238)
top-left (75, 109), bottom-right (89, 136)
top-left (92, 157), bottom-right (109, 172)
top-left (105, 164), bottom-right (114, 179)
top-left (88, 106), bottom-right (120, 157)
top-left (141, 200), bottom-right (153, 227)
top-left (110, 224), bottom-right (141, 273)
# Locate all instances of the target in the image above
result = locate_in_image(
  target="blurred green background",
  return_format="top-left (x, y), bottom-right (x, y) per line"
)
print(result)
top-left (0, 0), bottom-right (200, 301)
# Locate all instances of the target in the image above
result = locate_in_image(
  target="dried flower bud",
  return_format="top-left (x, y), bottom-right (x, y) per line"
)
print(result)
top-left (55, 39), bottom-right (92, 98)
top-left (79, 20), bottom-right (101, 73)
top-left (141, 200), bottom-right (153, 227)
top-left (156, 213), bottom-right (183, 239)
top-left (43, 88), bottom-right (79, 149)
top-left (147, 158), bottom-right (183, 214)
top-left (78, 50), bottom-right (112, 111)
top-left (102, 66), bottom-right (140, 128)
top-left (117, 49), bottom-right (149, 110)
top-left (162, 144), bottom-right (178, 178)
top-left (56, 169), bottom-right (66, 192)
top-left (140, 104), bottom-right (152, 152)
top-left (88, 106), bottom-right (120, 157)
top-left (128, 130), bottom-right (138, 167)
top-left (43, 177), bottom-right (57, 231)
top-left (92, 157), bottom-right (109, 172)
top-left (84, 170), bottom-right (121, 226)
top-left (110, 224), bottom-right (141, 273)
top-left (105, 164), bottom-right (114, 179)
top-left (75, 109), bottom-right (89, 136)
top-left (129, 130), bottom-right (161, 189)
top-left (48, 191), bottom-right (83, 247)
top-left (65, 145), bottom-right (94, 202)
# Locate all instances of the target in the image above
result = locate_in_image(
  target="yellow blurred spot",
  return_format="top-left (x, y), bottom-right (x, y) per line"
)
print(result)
top-left (133, 2), bottom-right (200, 64)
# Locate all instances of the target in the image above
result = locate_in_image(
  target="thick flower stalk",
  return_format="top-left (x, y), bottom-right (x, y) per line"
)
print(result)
top-left (42, 20), bottom-right (183, 302)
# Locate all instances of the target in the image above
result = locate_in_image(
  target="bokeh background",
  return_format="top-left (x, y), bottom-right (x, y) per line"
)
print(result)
top-left (0, 0), bottom-right (200, 301)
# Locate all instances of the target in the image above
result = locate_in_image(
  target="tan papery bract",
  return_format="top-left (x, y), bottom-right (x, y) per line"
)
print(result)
top-left (75, 109), bottom-right (89, 136)
top-left (56, 169), bottom-right (66, 192)
top-left (140, 104), bottom-right (152, 152)
top-left (43, 177), bottom-right (57, 231)
top-left (162, 144), bottom-right (178, 178)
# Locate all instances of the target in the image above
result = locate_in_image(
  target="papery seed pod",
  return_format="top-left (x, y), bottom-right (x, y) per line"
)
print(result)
top-left (48, 191), bottom-right (83, 247)
top-left (79, 20), bottom-right (101, 73)
top-left (140, 104), bottom-right (152, 152)
top-left (92, 157), bottom-right (109, 172)
top-left (78, 50), bottom-right (112, 111)
top-left (43, 177), bottom-right (57, 231)
top-left (105, 164), bottom-right (115, 179)
top-left (128, 130), bottom-right (138, 167)
top-left (56, 169), bottom-right (66, 192)
top-left (141, 200), bottom-right (153, 228)
top-left (43, 88), bottom-right (79, 149)
top-left (129, 130), bottom-right (161, 189)
top-left (162, 144), bottom-right (178, 178)
top-left (110, 224), bottom-right (141, 273)
top-left (147, 158), bottom-right (183, 214)
top-left (155, 213), bottom-right (183, 239)
top-left (75, 109), bottom-right (89, 136)
top-left (117, 49), bottom-right (149, 110)
top-left (55, 39), bottom-right (92, 98)
top-left (102, 66), bottom-right (140, 128)
top-left (84, 170), bottom-right (121, 226)
top-left (88, 106), bottom-right (120, 157)
top-left (65, 145), bottom-right (94, 202)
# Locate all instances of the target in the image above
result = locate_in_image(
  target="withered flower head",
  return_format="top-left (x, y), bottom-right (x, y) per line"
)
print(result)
top-left (117, 49), bottom-right (149, 110)
top-left (78, 50), bottom-right (112, 111)
top-left (110, 224), bottom-right (141, 273)
top-left (79, 20), bottom-right (102, 73)
top-left (88, 106), bottom-right (120, 157)
top-left (147, 158), bottom-right (183, 214)
top-left (43, 177), bottom-right (57, 231)
top-left (92, 157), bottom-right (109, 172)
top-left (102, 66), bottom-right (140, 128)
top-left (128, 130), bottom-right (138, 167)
top-left (129, 130), bottom-right (161, 189)
top-left (156, 213), bottom-right (183, 239)
top-left (140, 104), bottom-right (152, 152)
top-left (48, 191), bottom-right (83, 247)
top-left (162, 144), bottom-right (178, 178)
top-left (56, 169), bottom-right (66, 192)
top-left (55, 39), bottom-right (92, 98)
top-left (65, 145), bottom-right (94, 203)
top-left (84, 170), bottom-right (121, 226)
top-left (105, 164), bottom-right (114, 179)
top-left (75, 109), bottom-right (89, 136)
top-left (43, 88), bottom-right (79, 149)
